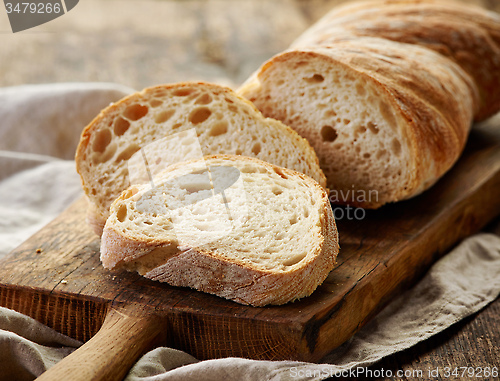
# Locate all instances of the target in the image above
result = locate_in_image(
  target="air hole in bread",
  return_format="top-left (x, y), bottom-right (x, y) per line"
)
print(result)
top-left (375, 149), bottom-right (387, 159)
top-left (144, 221), bottom-right (153, 225)
top-left (116, 144), bottom-right (140, 162)
top-left (321, 125), bottom-right (338, 142)
top-left (154, 90), bottom-right (167, 97)
top-left (179, 181), bottom-right (212, 194)
top-left (123, 187), bottom-right (138, 200)
top-left (303, 74), bottom-right (324, 83)
top-left (123, 104), bottom-right (149, 121)
top-left (367, 121), bottom-right (379, 134)
top-left (113, 117), bottom-right (130, 136)
top-left (379, 101), bottom-right (396, 129)
top-left (235, 149), bottom-right (242, 155)
top-left (155, 109), bottom-right (175, 124)
top-left (149, 99), bottom-right (163, 108)
top-left (274, 167), bottom-right (288, 179)
top-left (195, 93), bottom-right (213, 105)
top-left (92, 129), bottom-right (112, 153)
top-left (209, 121), bottom-right (228, 137)
top-left (173, 88), bottom-right (195, 97)
top-left (355, 83), bottom-right (366, 96)
top-left (324, 109), bottom-right (337, 117)
top-left (117, 204), bottom-right (127, 222)
top-left (282, 254), bottom-right (305, 266)
top-left (272, 187), bottom-right (283, 196)
top-left (172, 123), bottom-right (182, 130)
top-left (391, 138), bottom-right (402, 155)
top-left (264, 247), bottom-right (278, 253)
top-left (354, 125), bottom-right (367, 137)
top-left (252, 142), bottom-right (261, 155)
top-left (92, 143), bottom-right (117, 165)
top-left (343, 119), bottom-right (351, 125)
top-left (262, 106), bottom-right (274, 115)
top-left (294, 61), bottom-right (308, 68)
top-left (189, 107), bottom-right (212, 124)
top-left (289, 214), bottom-right (298, 225)
top-left (228, 104), bottom-right (238, 113)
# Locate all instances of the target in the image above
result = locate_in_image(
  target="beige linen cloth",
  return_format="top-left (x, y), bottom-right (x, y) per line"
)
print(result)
top-left (0, 83), bottom-right (499, 381)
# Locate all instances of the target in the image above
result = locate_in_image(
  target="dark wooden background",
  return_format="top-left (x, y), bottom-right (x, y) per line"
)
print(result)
top-left (0, 1), bottom-right (498, 380)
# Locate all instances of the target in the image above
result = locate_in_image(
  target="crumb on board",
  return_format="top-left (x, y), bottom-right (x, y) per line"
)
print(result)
top-left (36, 248), bottom-right (42, 254)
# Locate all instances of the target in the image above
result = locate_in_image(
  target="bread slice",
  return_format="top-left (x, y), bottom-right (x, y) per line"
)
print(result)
top-left (100, 155), bottom-right (338, 307)
top-left (75, 82), bottom-right (325, 235)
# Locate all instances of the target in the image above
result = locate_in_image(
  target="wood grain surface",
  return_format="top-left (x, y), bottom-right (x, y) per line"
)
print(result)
top-left (35, 303), bottom-right (166, 381)
top-left (0, 121), bottom-right (499, 369)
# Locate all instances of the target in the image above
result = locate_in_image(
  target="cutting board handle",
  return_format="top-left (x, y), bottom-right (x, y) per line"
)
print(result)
top-left (36, 302), bottom-right (165, 381)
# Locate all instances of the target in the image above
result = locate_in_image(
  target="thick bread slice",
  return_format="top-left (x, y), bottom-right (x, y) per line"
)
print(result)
top-left (100, 155), bottom-right (339, 307)
top-left (239, 37), bottom-right (477, 208)
top-left (75, 82), bottom-right (325, 235)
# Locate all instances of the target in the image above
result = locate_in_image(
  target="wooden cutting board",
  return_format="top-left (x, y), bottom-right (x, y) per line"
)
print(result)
top-left (0, 120), bottom-right (499, 380)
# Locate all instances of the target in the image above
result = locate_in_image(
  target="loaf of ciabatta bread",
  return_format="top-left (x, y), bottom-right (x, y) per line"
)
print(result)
top-left (238, 0), bottom-right (500, 208)
top-left (100, 155), bottom-right (339, 307)
top-left (75, 82), bottom-right (325, 235)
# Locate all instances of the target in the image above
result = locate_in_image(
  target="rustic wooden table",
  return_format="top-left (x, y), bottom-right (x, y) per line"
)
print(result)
top-left (0, 1), bottom-right (498, 379)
